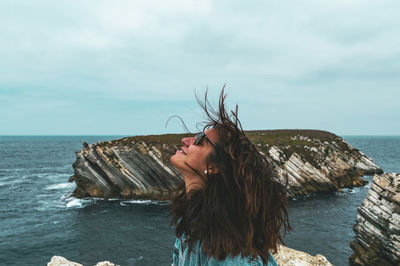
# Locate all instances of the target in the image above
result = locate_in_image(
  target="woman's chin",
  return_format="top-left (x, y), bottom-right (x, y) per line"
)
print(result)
top-left (170, 154), bottom-right (180, 167)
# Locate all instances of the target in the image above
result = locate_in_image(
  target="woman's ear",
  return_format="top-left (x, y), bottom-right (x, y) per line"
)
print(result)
top-left (206, 165), bottom-right (219, 175)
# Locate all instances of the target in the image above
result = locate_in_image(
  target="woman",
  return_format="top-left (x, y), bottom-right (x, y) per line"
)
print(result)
top-left (170, 90), bottom-right (290, 265)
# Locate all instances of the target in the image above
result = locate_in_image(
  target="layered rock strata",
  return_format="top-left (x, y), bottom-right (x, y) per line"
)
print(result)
top-left (350, 173), bottom-right (400, 265)
top-left (69, 130), bottom-right (382, 200)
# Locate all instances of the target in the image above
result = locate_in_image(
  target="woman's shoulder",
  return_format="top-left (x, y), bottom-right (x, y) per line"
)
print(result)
top-left (206, 253), bottom-right (277, 266)
top-left (173, 237), bottom-right (278, 266)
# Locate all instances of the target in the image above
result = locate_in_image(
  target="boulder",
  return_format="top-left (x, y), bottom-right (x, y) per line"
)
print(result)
top-left (47, 256), bottom-right (83, 266)
top-left (273, 245), bottom-right (333, 265)
top-left (48, 256), bottom-right (116, 266)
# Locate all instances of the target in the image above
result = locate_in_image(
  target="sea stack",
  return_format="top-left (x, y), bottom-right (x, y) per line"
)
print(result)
top-left (69, 130), bottom-right (382, 200)
top-left (350, 173), bottom-right (400, 265)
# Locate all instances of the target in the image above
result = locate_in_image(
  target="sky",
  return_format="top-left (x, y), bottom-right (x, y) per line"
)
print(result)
top-left (1, 0), bottom-right (399, 136)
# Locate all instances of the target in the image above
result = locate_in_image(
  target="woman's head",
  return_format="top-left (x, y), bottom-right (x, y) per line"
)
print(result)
top-left (170, 88), bottom-right (290, 263)
top-left (170, 128), bottom-right (220, 192)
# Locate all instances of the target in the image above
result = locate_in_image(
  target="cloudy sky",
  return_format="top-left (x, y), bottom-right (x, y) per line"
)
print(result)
top-left (1, 0), bottom-right (399, 135)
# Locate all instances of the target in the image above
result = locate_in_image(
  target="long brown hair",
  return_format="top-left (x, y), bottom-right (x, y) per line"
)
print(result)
top-left (170, 88), bottom-right (290, 264)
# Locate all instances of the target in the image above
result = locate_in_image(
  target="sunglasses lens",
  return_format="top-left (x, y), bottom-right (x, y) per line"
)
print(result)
top-left (194, 133), bottom-right (205, 145)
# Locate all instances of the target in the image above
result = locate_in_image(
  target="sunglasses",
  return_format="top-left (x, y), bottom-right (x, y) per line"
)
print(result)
top-left (194, 132), bottom-right (216, 149)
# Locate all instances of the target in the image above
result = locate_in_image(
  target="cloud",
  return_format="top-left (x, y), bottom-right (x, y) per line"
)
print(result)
top-left (0, 0), bottom-right (399, 134)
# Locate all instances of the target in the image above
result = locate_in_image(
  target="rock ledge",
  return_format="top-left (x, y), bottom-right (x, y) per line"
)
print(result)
top-left (48, 245), bottom-right (333, 266)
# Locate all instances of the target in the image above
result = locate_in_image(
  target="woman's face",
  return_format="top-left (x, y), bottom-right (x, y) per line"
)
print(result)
top-left (170, 128), bottom-right (219, 189)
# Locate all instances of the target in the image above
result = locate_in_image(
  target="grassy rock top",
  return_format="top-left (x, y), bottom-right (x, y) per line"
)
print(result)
top-left (96, 129), bottom-right (340, 147)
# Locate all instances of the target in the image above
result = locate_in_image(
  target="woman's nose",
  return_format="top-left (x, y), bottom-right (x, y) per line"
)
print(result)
top-left (181, 137), bottom-right (195, 147)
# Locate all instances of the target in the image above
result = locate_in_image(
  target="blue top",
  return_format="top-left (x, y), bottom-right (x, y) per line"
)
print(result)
top-left (172, 237), bottom-right (278, 266)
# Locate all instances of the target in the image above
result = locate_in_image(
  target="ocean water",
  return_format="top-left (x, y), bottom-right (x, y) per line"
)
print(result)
top-left (0, 136), bottom-right (399, 266)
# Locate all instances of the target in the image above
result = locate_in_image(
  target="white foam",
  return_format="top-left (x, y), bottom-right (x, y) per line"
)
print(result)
top-left (34, 193), bottom-right (92, 211)
top-left (65, 197), bottom-right (92, 208)
top-left (341, 188), bottom-right (354, 193)
top-left (100, 198), bottom-right (121, 201)
top-left (65, 198), bottom-right (84, 208)
top-left (45, 183), bottom-right (75, 190)
top-left (120, 200), bottom-right (167, 206)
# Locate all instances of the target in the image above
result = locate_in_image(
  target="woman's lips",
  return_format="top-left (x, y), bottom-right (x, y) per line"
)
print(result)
top-left (178, 148), bottom-right (187, 155)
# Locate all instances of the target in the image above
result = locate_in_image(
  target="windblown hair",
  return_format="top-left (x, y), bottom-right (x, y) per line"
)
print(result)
top-left (170, 88), bottom-right (290, 264)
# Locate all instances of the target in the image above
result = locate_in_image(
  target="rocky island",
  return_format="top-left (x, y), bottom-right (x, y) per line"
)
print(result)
top-left (350, 172), bottom-right (400, 265)
top-left (69, 130), bottom-right (382, 200)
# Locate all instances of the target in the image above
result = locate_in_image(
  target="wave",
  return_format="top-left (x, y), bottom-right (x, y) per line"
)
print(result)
top-left (0, 173), bottom-right (72, 188)
top-left (120, 200), bottom-right (167, 206)
top-left (34, 193), bottom-right (168, 211)
top-left (35, 199), bottom-right (66, 211)
top-left (35, 194), bottom-right (91, 211)
top-left (65, 197), bottom-right (92, 209)
top-left (0, 165), bottom-right (72, 172)
top-left (0, 168), bottom-right (26, 172)
top-left (0, 174), bottom-right (33, 186)
top-left (35, 173), bottom-right (71, 179)
top-left (341, 188), bottom-right (356, 193)
top-left (45, 183), bottom-right (75, 190)
top-left (127, 256), bottom-right (144, 263)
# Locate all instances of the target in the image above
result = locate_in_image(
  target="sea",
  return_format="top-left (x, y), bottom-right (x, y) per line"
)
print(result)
top-left (0, 135), bottom-right (399, 266)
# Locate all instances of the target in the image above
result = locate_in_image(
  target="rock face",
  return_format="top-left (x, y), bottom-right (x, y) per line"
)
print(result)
top-left (350, 173), bottom-right (400, 265)
top-left (48, 246), bottom-right (333, 266)
top-left (69, 130), bottom-right (382, 200)
top-left (70, 135), bottom-right (182, 199)
top-left (273, 245), bottom-right (333, 266)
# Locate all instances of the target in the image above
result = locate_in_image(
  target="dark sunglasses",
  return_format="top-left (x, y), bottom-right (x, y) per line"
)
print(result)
top-left (194, 132), bottom-right (216, 149)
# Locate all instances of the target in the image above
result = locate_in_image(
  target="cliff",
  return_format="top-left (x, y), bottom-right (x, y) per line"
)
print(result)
top-left (69, 130), bottom-right (382, 200)
top-left (350, 173), bottom-right (400, 265)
